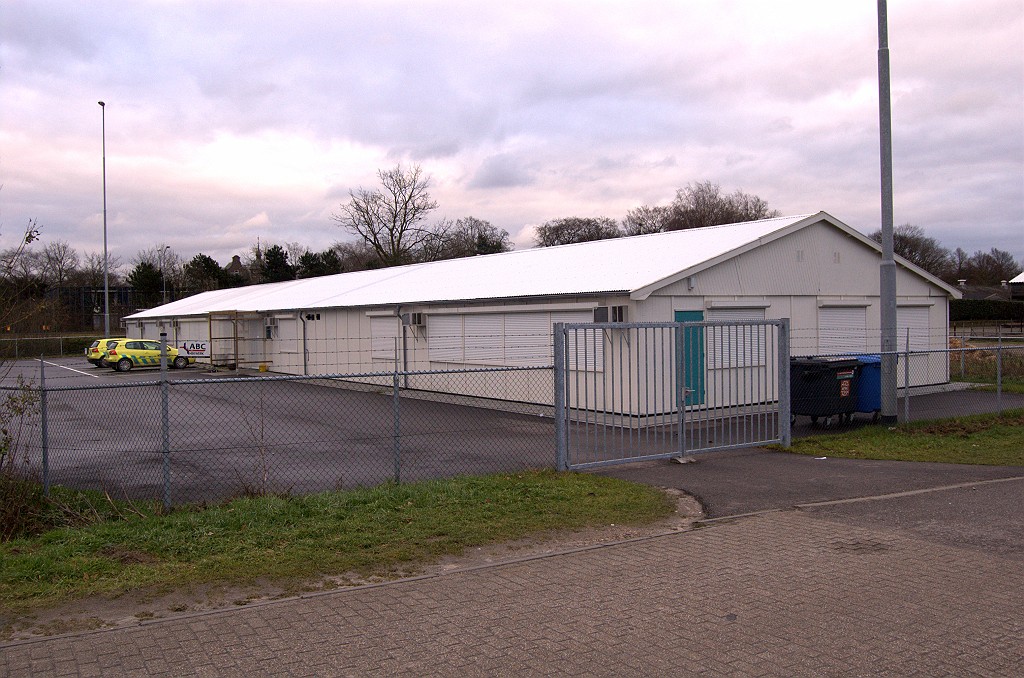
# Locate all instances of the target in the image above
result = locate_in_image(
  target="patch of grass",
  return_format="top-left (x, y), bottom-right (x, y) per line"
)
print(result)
top-left (954, 377), bottom-right (1024, 395)
top-left (781, 409), bottom-right (1024, 466)
top-left (0, 470), bottom-right (674, 614)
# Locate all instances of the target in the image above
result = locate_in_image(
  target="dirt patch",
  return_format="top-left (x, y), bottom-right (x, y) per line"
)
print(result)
top-left (1, 490), bottom-right (702, 643)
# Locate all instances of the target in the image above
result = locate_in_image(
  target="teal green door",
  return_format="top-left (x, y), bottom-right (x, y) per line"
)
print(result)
top-left (674, 311), bottom-right (705, 406)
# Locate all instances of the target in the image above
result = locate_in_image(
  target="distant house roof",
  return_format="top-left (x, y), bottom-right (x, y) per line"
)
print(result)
top-left (1011, 271), bottom-right (1024, 284)
top-left (126, 212), bottom-right (959, 319)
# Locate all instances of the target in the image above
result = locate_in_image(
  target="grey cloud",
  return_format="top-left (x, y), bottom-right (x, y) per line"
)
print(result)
top-left (469, 154), bottom-right (535, 189)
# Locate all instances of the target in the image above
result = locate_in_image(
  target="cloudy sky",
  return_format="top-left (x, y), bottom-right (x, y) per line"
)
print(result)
top-left (1, 0), bottom-right (1022, 272)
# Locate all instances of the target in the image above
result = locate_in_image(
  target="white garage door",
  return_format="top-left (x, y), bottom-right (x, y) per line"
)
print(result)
top-left (818, 306), bottom-right (867, 354)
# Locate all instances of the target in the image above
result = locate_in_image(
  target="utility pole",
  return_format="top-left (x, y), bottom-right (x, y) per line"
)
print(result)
top-left (99, 101), bottom-right (110, 338)
top-left (877, 0), bottom-right (898, 423)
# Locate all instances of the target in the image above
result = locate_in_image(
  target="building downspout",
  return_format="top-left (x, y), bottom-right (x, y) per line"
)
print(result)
top-left (299, 312), bottom-right (308, 376)
top-left (396, 305), bottom-right (410, 388)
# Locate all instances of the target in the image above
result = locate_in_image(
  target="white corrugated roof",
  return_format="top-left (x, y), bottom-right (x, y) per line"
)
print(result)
top-left (126, 212), bottom-right (843, 318)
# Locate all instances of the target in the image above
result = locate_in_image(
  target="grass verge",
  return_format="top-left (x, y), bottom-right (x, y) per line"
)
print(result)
top-left (782, 408), bottom-right (1024, 466)
top-left (0, 470), bottom-right (674, 616)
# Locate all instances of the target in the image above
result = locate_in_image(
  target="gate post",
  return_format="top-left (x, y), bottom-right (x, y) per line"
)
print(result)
top-left (778, 318), bottom-right (791, 448)
top-left (674, 323), bottom-right (685, 457)
top-left (553, 323), bottom-right (567, 470)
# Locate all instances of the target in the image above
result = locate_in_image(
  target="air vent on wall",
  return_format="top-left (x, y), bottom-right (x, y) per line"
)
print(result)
top-left (264, 317), bottom-right (278, 327)
top-left (402, 312), bottom-right (425, 327)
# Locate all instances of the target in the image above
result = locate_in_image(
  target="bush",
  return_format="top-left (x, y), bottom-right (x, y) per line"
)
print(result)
top-left (0, 472), bottom-right (48, 541)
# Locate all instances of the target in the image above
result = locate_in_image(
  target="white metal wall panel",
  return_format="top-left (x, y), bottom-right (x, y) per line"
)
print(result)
top-left (277, 318), bottom-right (299, 354)
top-left (427, 315), bottom-right (463, 362)
top-left (818, 306), bottom-right (867, 354)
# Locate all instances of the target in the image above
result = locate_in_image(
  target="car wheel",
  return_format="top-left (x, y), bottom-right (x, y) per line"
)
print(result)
top-left (115, 358), bottom-right (133, 372)
top-left (98, 359), bottom-right (108, 368)
top-left (173, 356), bottom-right (188, 369)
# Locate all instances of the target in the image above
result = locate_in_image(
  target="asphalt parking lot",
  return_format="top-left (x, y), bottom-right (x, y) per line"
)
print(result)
top-left (3, 357), bottom-right (558, 504)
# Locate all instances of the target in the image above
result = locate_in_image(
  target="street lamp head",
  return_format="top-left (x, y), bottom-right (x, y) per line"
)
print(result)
top-left (98, 101), bottom-right (105, 107)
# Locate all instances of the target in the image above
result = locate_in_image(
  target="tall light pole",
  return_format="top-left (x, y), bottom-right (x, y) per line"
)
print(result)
top-left (876, 1), bottom-right (898, 423)
top-left (99, 101), bottom-right (110, 338)
top-left (160, 244), bottom-right (170, 305)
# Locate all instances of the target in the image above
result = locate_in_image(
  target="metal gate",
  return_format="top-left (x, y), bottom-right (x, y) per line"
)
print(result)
top-left (554, 320), bottom-right (791, 470)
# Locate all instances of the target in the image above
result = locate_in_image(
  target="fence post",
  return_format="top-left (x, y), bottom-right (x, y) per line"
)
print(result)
top-left (392, 369), bottom-right (401, 483)
top-left (996, 332), bottom-right (1003, 415)
top-left (903, 328), bottom-right (911, 423)
top-left (160, 333), bottom-right (171, 511)
top-left (39, 357), bottom-right (49, 497)
top-left (553, 323), bottom-right (567, 471)
top-left (959, 326), bottom-right (965, 379)
top-left (778, 319), bottom-right (791, 448)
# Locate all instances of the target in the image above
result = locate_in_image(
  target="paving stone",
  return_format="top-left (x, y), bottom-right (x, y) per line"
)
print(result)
top-left (3, 509), bottom-right (1022, 676)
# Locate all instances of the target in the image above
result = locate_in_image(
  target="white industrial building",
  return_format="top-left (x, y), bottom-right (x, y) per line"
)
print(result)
top-left (125, 212), bottom-right (960, 407)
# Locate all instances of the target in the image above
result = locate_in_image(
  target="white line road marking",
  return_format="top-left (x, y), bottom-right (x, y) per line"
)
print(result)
top-left (43, 360), bottom-right (101, 378)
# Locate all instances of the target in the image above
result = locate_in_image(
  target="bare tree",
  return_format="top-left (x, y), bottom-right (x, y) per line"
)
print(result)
top-left (869, 224), bottom-right (951, 279)
top-left (0, 219), bottom-right (43, 333)
top-left (963, 248), bottom-right (1022, 286)
top-left (534, 217), bottom-right (622, 247)
top-left (331, 164), bottom-right (448, 267)
top-left (622, 205), bottom-right (671, 236)
top-left (665, 181), bottom-right (780, 231)
top-left (422, 216), bottom-right (513, 260)
top-left (331, 240), bottom-right (380, 272)
top-left (77, 251), bottom-right (124, 287)
top-left (41, 240), bottom-right (80, 288)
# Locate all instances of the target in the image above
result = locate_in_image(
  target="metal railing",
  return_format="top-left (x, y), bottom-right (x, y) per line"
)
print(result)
top-left (554, 320), bottom-right (791, 470)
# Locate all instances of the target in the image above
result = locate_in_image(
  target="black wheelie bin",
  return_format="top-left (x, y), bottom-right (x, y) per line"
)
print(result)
top-left (790, 357), bottom-right (862, 428)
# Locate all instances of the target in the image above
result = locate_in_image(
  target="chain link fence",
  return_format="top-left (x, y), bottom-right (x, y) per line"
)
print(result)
top-left (0, 335), bottom-right (94, 360)
top-left (792, 341), bottom-right (1024, 428)
top-left (4, 335), bottom-right (1021, 508)
top-left (4, 362), bottom-right (556, 508)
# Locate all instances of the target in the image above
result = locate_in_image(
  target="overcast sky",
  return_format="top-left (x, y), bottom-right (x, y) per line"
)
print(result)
top-left (2, 0), bottom-right (1022, 272)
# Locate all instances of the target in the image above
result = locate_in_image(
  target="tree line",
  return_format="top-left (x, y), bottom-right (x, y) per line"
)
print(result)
top-left (3, 163), bottom-right (1020, 334)
top-left (868, 224), bottom-right (1021, 287)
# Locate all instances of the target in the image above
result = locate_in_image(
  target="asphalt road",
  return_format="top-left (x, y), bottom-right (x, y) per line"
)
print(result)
top-left (598, 448), bottom-right (1024, 563)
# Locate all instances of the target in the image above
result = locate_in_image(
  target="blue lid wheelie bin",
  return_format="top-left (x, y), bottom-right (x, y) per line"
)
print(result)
top-left (854, 355), bottom-right (882, 421)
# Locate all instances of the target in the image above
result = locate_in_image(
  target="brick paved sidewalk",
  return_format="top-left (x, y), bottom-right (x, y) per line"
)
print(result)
top-left (4, 506), bottom-right (1021, 677)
